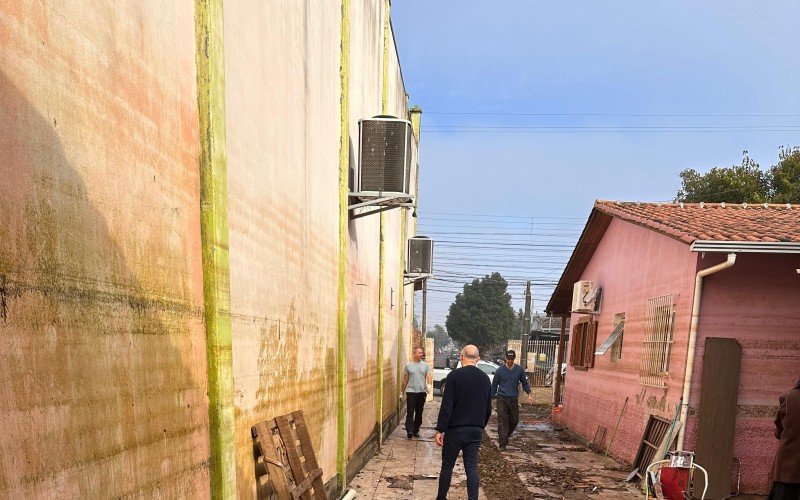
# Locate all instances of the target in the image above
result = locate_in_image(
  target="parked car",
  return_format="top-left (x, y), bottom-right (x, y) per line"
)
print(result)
top-left (437, 360), bottom-right (500, 396)
top-left (432, 366), bottom-right (451, 393)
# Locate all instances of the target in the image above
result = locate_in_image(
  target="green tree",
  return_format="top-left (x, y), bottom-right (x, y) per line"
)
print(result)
top-left (674, 147), bottom-right (800, 203)
top-left (770, 146), bottom-right (800, 203)
top-left (675, 152), bottom-right (769, 203)
top-left (445, 272), bottom-right (516, 351)
top-left (512, 308), bottom-right (524, 339)
top-left (427, 324), bottom-right (451, 350)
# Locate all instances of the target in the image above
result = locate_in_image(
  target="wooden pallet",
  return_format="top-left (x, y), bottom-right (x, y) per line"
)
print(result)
top-left (632, 414), bottom-right (674, 483)
top-left (251, 410), bottom-right (327, 500)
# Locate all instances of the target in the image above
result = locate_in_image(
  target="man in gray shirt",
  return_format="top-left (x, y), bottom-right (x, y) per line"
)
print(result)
top-left (402, 347), bottom-right (432, 439)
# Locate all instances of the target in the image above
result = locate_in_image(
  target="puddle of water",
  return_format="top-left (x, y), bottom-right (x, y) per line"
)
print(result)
top-left (518, 422), bottom-right (556, 432)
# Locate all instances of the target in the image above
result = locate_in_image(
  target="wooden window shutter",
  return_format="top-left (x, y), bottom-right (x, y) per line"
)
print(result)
top-left (569, 325), bottom-right (578, 366)
top-left (584, 321), bottom-right (598, 368)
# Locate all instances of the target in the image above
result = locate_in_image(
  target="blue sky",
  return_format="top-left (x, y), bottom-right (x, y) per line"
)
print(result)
top-left (391, 1), bottom-right (800, 328)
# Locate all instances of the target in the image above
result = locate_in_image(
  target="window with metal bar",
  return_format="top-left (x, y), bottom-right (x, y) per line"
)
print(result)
top-left (639, 295), bottom-right (675, 387)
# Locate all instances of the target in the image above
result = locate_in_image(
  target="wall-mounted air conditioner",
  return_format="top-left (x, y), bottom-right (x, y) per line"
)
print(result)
top-left (406, 236), bottom-right (433, 278)
top-left (355, 116), bottom-right (413, 203)
top-left (572, 280), bottom-right (601, 314)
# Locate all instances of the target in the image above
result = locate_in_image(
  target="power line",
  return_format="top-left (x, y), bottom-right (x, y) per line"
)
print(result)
top-left (424, 111), bottom-right (800, 117)
top-left (420, 231), bottom-right (579, 237)
top-left (423, 128), bottom-right (800, 134)
top-left (423, 125), bottom-right (800, 130)
top-left (418, 217), bottom-right (586, 226)
top-left (420, 211), bottom-right (585, 220)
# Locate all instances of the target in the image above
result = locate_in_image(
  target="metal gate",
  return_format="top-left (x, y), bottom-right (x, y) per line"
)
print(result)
top-left (525, 339), bottom-right (559, 386)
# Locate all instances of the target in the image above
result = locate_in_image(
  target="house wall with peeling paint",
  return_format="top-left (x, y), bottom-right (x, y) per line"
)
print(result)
top-left (555, 218), bottom-right (799, 495)
top-left (684, 252), bottom-right (800, 495)
top-left (0, 1), bottom-right (210, 497)
top-left (554, 218), bottom-right (698, 468)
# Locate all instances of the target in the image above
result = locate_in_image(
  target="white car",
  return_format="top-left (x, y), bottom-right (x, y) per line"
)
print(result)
top-left (438, 361), bottom-right (500, 395)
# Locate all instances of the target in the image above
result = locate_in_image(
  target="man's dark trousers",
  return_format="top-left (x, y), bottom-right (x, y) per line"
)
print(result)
top-left (496, 396), bottom-right (519, 447)
top-left (436, 426), bottom-right (483, 500)
top-left (405, 392), bottom-right (426, 434)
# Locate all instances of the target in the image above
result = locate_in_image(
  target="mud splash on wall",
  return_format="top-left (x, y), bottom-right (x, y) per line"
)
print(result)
top-left (0, 62), bottom-right (209, 497)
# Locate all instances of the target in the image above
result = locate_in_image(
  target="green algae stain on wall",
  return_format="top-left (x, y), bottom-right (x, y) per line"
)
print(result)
top-left (194, 0), bottom-right (236, 497)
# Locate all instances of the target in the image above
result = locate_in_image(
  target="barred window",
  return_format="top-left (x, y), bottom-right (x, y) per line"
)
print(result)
top-left (639, 295), bottom-right (675, 387)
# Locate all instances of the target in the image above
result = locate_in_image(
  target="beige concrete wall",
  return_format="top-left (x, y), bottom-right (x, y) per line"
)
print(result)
top-left (1, 0), bottom-right (415, 495)
top-left (0, 1), bottom-right (210, 497)
top-left (224, 0), bottom-right (414, 494)
top-left (222, 1), bottom-right (342, 496)
top-left (346, 0), bottom-right (384, 456)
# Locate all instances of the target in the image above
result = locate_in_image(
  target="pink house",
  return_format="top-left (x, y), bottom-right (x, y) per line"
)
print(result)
top-left (546, 201), bottom-right (800, 497)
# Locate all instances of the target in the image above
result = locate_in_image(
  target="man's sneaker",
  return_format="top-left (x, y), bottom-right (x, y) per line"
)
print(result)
top-left (413, 432), bottom-right (420, 438)
top-left (498, 445), bottom-right (507, 451)
top-left (407, 432), bottom-right (413, 439)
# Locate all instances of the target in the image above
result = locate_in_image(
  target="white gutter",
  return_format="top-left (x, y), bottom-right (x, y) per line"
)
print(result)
top-left (690, 240), bottom-right (800, 254)
top-left (677, 252), bottom-right (736, 450)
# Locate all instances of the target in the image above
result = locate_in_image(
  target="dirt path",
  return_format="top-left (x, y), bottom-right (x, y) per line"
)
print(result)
top-left (480, 404), bottom-right (640, 499)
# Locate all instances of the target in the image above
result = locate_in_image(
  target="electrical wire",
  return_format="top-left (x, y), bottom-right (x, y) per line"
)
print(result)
top-left (424, 111), bottom-right (800, 117)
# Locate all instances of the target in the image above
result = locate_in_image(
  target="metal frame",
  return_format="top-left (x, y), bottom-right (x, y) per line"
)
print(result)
top-left (347, 194), bottom-right (414, 220)
top-left (403, 274), bottom-right (432, 286)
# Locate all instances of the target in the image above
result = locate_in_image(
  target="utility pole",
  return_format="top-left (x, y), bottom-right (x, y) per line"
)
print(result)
top-left (521, 280), bottom-right (531, 369)
top-left (554, 314), bottom-right (567, 406)
top-left (421, 279), bottom-right (428, 348)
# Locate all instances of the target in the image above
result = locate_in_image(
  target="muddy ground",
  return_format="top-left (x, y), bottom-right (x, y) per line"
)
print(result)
top-left (479, 404), bottom-right (639, 499)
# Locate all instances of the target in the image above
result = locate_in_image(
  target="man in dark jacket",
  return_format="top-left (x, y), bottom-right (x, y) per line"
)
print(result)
top-left (491, 349), bottom-right (533, 450)
top-left (769, 378), bottom-right (800, 500)
top-left (434, 344), bottom-right (492, 500)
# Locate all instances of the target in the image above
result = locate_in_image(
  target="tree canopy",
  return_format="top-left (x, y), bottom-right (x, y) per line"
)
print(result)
top-left (426, 324), bottom-right (451, 350)
top-left (675, 146), bottom-right (800, 203)
top-left (445, 272), bottom-right (516, 352)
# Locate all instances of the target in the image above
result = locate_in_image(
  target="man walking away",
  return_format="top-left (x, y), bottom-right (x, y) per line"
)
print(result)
top-left (491, 349), bottom-right (533, 451)
top-left (402, 347), bottom-right (432, 439)
top-left (434, 345), bottom-right (492, 500)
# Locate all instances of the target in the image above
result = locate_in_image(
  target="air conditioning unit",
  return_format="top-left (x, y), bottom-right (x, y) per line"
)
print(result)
top-left (356, 116), bottom-right (413, 203)
top-left (572, 280), bottom-right (601, 313)
top-left (406, 236), bottom-right (433, 278)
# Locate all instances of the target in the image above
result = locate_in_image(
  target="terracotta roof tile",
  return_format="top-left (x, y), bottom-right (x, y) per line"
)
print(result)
top-left (595, 201), bottom-right (800, 243)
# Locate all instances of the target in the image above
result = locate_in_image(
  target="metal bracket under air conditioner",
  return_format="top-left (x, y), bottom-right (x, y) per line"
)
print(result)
top-left (348, 194), bottom-right (415, 220)
top-left (403, 274), bottom-right (432, 286)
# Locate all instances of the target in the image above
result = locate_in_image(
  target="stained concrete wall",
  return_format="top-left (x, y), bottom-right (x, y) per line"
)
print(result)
top-left (685, 252), bottom-right (800, 494)
top-left (222, 1), bottom-right (342, 496)
top-left (0, 1), bottom-right (210, 497)
top-left (223, 0), bottom-right (414, 495)
top-left (2, 0), bottom-right (415, 496)
top-left (345, 0), bottom-right (382, 464)
top-left (554, 218), bottom-right (698, 466)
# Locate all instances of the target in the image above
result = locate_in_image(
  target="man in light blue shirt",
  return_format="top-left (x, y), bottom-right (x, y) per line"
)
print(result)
top-left (491, 349), bottom-right (532, 450)
top-left (402, 347), bottom-right (432, 439)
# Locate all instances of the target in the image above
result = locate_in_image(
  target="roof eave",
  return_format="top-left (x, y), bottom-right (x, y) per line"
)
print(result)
top-left (690, 240), bottom-right (800, 254)
top-left (545, 209), bottom-right (613, 316)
